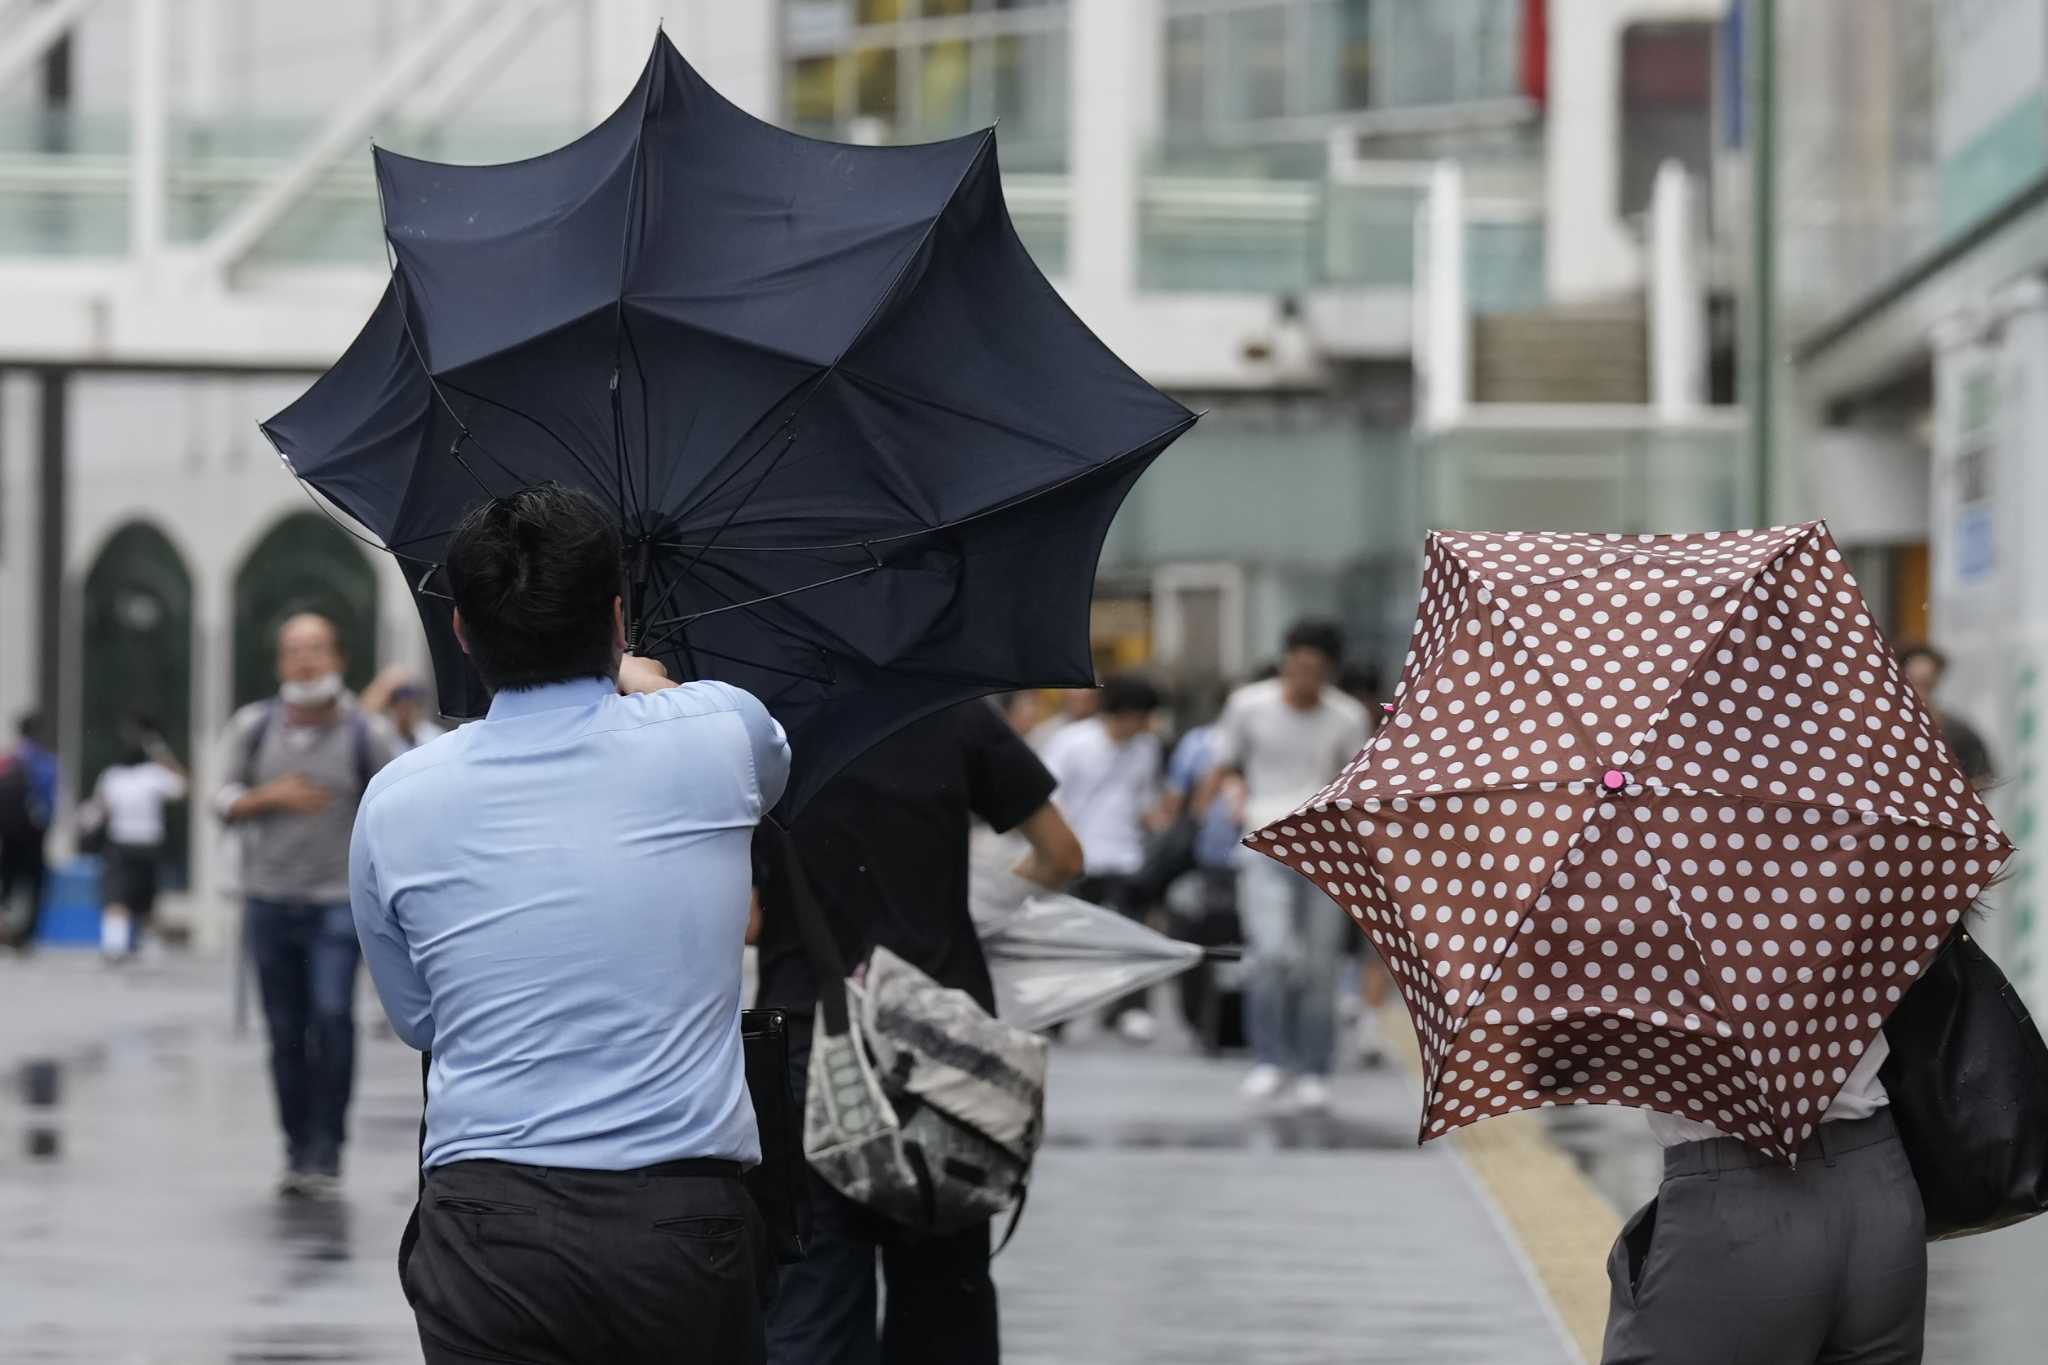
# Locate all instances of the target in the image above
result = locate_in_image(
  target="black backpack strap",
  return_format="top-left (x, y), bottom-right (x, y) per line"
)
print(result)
top-left (991, 1182), bottom-right (1030, 1260)
top-left (759, 817), bottom-right (851, 1037)
top-left (239, 701), bottom-right (280, 789)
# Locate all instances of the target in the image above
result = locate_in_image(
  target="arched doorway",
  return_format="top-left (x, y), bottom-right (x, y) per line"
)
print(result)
top-left (232, 513), bottom-right (380, 709)
top-left (81, 522), bottom-right (195, 885)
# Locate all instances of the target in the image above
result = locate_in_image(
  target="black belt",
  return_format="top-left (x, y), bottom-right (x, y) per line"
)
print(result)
top-left (1664, 1108), bottom-right (1898, 1178)
top-left (640, 1158), bottom-right (746, 1179)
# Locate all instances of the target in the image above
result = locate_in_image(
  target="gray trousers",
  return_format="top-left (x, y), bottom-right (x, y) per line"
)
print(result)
top-left (1602, 1110), bottom-right (1926, 1365)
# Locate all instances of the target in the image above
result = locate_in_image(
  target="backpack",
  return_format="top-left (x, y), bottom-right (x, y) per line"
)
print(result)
top-left (238, 701), bottom-right (376, 792)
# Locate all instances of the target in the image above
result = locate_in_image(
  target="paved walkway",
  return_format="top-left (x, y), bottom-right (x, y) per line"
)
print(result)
top-left (0, 952), bottom-right (1580, 1364)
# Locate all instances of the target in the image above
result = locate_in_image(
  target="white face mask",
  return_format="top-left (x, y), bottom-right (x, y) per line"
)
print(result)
top-left (279, 672), bottom-right (344, 707)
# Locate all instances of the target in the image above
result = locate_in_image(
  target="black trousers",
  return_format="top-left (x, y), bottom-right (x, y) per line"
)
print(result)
top-left (765, 1023), bottom-right (997, 1365)
top-left (0, 834), bottom-right (46, 947)
top-left (1072, 873), bottom-right (1147, 1024)
top-left (404, 1158), bottom-right (775, 1365)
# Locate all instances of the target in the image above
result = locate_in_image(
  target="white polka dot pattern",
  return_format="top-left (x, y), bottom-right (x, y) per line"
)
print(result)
top-left (1247, 523), bottom-right (2012, 1161)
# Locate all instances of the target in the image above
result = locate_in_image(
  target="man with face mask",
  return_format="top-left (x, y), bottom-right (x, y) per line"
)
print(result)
top-left (215, 612), bottom-right (401, 1196)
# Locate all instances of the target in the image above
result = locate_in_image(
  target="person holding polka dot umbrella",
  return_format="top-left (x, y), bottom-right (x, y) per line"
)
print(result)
top-left (1246, 522), bottom-right (2014, 1365)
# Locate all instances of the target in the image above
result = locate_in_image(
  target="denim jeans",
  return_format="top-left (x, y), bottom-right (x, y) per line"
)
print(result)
top-left (1237, 851), bottom-right (1350, 1076)
top-left (246, 898), bottom-right (360, 1173)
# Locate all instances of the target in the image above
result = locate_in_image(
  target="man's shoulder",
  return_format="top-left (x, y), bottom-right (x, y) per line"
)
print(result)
top-left (360, 727), bottom-right (469, 811)
top-left (1226, 678), bottom-right (1286, 714)
top-left (1320, 690), bottom-right (1368, 725)
top-left (602, 681), bottom-right (765, 732)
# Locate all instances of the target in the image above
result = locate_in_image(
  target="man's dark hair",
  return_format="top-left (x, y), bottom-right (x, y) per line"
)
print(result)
top-left (445, 484), bottom-right (623, 692)
top-left (1282, 619), bottom-right (1344, 665)
top-left (1099, 675), bottom-right (1162, 717)
top-left (16, 711), bottom-right (44, 744)
top-left (1898, 641), bottom-right (1947, 676)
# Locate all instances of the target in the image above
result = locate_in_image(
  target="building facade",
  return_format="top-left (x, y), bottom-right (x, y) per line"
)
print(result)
top-left (1779, 0), bottom-right (2048, 1001)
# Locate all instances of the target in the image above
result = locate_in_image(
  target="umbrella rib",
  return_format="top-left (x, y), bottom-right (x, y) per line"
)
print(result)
top-left (642, 563), bottom-right (883, 637)
top-left (434, 376), bottom-right (620, 497)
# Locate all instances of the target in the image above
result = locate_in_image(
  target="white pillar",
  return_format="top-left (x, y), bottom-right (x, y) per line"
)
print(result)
top-left (1067, 0), bottom-right (1161, 309)
top-left (129, 0), bottom-right (168, 265)
top-left (1649, 159), bottom-right (1706, 420)
top-left (1422, 160), bottom-right (1470, 430)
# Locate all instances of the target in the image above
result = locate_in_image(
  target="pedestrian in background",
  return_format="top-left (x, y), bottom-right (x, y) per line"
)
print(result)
top-left (1202, 621), bottom-right (1368, 1113)
top-left (215, 612), bottom-right (400, 1197)
top-left (1026, 685), bottom-right (1101, 754)
top-left (1899, 642), bottom-right (1995, 787)
top-left (84, 715), bottom-right (187, 960)
top-left (1041, 674), bottom-right (1168, 1042)
top-left (756, 699), bottom-right (1082, 1365)
top-left (353, 486), bottom-right (784, 1365)
top-left (0, 711), bottom-right (59, 952)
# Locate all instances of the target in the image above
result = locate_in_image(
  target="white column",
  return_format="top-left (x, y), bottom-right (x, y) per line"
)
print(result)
top-left (1067, 0), bottom-right (1160, 310)
top-left (1422, 160), bottom-right (1469, 430)
top-left (1545, 0), bottom-right (1639, 303)
top-left (1649, 159), bottom-right (1705, 419)
top-left (129, 0), bottom-right (169, 266)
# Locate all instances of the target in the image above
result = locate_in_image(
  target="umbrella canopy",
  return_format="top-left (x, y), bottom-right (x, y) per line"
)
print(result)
top-left (1250, 523), bottom-right (2012, 1161)
top-left (972, 891), bottom-right (1204, 1034)
top-left (260, 33), bottom-right (1193, 816)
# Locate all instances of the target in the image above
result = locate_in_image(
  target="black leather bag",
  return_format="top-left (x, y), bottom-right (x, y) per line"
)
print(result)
top-left (1881, 930), bottom-right (2048, 1240)
top-left (741, 1007), bottom-right (806, 1263)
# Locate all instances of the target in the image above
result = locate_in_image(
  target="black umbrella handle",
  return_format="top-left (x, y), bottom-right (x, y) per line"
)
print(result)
top-left (760, 817), bottom-right (851, 1037)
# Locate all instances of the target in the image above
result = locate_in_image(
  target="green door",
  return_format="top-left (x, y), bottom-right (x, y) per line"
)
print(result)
top-left (81, 522), bottom-right (195, 886)
top-left (232, 512), bottom-right (380, 709)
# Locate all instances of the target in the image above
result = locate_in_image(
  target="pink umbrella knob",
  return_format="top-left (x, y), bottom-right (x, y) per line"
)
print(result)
top-left (1601, 769), bottom-right (1629, 792)
top-left (1381, 703), bottom-right (1394, 714)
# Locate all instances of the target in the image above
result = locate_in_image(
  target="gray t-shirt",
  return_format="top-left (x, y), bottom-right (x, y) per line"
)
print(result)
top-left (1213, 678), bottom-right (1369, 832)
top-left (215, 695), bottom-right (400, 904)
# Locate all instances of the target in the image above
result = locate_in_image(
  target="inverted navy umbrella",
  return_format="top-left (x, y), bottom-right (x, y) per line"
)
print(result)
top-left (261, 33), bottom-right (1193, 816)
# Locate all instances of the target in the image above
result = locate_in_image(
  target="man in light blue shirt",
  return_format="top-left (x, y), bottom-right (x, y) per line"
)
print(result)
top-left (349, 484), bottom-right (788, 1365)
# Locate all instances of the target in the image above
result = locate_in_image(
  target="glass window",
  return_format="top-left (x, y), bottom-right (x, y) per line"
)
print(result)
top-left (919, 39), bottom-right (974, 132)
top-left (1165, 14), bottom-right (1205, 132)
top-left (922, 0), bottom-right (974, 16)
top-left (855, 45), bottom-right (900, 122)
top-left (857, 0), bottom-right (905, 25)
top-left (787, 56), bottom-right (845, 131)
top-left (787, 1), bottom-right (852, 48)
top-left (1215, 7), bottom-right (1287, 125)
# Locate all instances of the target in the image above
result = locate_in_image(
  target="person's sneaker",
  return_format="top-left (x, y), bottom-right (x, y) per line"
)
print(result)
top-left (1288, 1075), bottom-right (1333, 1114)
top-left (1115, 1009), bottom-right (1159, 1046)
top-left (1240, 1063), bottom-right (1288, 1103)
top-left (276, 1169), bottom-right (310, 1199)
top-left (295, 1173), bottom-right (342, 1201)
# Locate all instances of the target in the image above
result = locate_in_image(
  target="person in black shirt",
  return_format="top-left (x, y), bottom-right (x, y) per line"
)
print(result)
top-left (757, 698), bottom-right (1081, 1365)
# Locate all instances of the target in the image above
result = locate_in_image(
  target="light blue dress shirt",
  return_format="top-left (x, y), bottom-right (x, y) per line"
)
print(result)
top-left (349, 677), bottom-right (789, 1171)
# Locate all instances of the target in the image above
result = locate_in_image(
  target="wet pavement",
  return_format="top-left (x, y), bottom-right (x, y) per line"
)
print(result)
top-left (1, 954), bottom-right (1578, 1364)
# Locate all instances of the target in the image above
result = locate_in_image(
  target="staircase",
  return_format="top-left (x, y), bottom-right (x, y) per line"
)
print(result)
top-left (1471, 304), bottom-right (1648, 404)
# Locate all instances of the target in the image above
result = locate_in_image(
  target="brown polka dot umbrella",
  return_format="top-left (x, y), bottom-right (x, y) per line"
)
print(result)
top-left (1248, 523), bottom-right (2011, 1161)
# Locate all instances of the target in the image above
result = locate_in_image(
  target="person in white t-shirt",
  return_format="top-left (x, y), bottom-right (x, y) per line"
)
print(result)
top-left (1202, 622), bottom-right (1368, 1112)
top-left (1041, 676), bottom-right (1167, 1041)
top-left (86, 721), bottom-right (189, 959)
